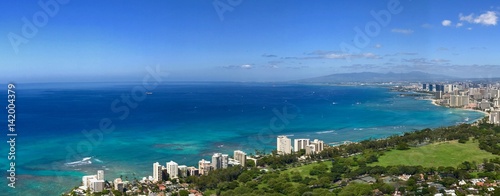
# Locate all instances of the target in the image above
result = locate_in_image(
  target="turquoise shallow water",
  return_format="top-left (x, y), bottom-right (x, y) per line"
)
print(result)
top-left (0, 82), bottom-right (485, 195)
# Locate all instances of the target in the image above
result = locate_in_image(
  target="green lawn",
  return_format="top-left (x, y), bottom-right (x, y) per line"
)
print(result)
top-left (282, 161), bottom-right (331, 177)
top-left (373, 140), bottom-right (499, 168)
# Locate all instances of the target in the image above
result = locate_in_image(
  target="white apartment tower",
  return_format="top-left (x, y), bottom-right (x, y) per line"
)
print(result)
top-left (310, 139), bottom-right (324, 152)
top-left (490, 111), bottom-right (500, 125)
top-left (277, 135), bottom-right (292, 155)
top-left (222, 154), bottom-right (229, 169)
top-left (294, 139), bottom-right (310, 152)
top-left (89, 179), bottom-right (105, 193)
top-left (97, 170), bottom-right (104, 180)
top-left (166, 160), bottom-right (179, 179)
top-left (211, 153), bottom-right (228, 170)
top-left (234, 150), bottom-right (247, 167)
top-left (198, 159), bottom-right (211, 175)
top-left (305, 144), bottom-right (316, 155)
top-left (153, 162), bottom-right (162, 182)
top-left (114, 178), bottom-right (124, 192)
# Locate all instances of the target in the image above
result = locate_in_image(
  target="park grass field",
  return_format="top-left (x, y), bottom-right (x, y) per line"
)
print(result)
top-left (283, 161), bottom-right (331, 177)
top-left (373, 140), bottom-right (499, 168)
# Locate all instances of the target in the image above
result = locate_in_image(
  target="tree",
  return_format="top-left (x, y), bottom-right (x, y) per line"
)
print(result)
top-left (338, 183), bottom-right (372, 196)
top-left (178, 190), bottom-right (189, 196)
top-left (238, 172), bottom-right (251, 183)
top-left (396, 142), bottom-right (410, 150)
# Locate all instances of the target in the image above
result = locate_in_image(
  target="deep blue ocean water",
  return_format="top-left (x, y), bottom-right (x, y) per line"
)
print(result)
top-left (0, 82), bottom-right (485, 195)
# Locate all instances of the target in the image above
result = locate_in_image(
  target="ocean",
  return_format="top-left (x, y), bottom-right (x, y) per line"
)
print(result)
top-left (0, 82), bottom-right (485, 195)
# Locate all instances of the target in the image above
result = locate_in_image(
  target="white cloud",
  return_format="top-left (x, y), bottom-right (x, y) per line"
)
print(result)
top-left (459, 11), bottom-right (498, 26)
top-left (391, 28), bottom-right (414, 34)
top-left (323, 52), bottom-right (380, 59)
top-left (241, 64), bottom-right (252, 69)
top-left (442, 20), bottom-right (452, 26)
top-left (459, 13), bottom-right (474, 23)
top-left (374, 44), bottom-right (382, 48)
top-left (456, 22), bottom-right (463, 27)
top-left (467, 27), bottom-right (472, 30)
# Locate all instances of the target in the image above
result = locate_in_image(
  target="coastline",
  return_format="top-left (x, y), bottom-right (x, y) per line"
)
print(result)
top-left (21, 86), bottom-right (490, 196)
top-left (425, 98), bottom-right (489, 123)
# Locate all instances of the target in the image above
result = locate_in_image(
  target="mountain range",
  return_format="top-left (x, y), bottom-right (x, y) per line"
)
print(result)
top-left (295, 71), bottom-right (459, 83)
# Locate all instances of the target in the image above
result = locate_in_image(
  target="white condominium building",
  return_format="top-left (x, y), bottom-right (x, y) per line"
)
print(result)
top-left (153, 162), bottom-right (162, 182)
top-left (277, 135), bottom-right (292, 155)
top-left (294, 138), bottom-right (310, 152)
top-left (166, 160), bottom-right (179, 179)
top-left (234, 150), bottom-right (247, 167)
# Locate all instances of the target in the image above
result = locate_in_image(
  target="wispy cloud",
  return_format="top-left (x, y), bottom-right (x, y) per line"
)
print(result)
top-left (402, 58), bottom-right (450, 64)
top-left (384, 52), bottom-right (418, 57)
top-left (374, 44), bottom-right (382, 49)
top-left (284, 50), bottom-right (382, 60)
top-left (262, 54), bottom-right (278, 58)
top-left (286, 65), bottom-right (309, 70)
top-left (459, 11), bottom-right (498, 26)
top-left (322, 52), bottom-right (381, 59)
top-left (341, 64), bottom-right (379, 70)
top-left (241, 64), bottom-right (253, 69)
top-left (391, 28), bottom-right (414, 34)
top-left (222, 64), bottom-right (254, 69)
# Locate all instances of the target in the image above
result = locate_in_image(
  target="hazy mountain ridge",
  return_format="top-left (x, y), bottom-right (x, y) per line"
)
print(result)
top-left (295, 71), bottom-right (459, 83)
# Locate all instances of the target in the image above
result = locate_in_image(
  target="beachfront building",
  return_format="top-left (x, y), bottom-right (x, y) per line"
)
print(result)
top-left (166, 160), bottom-right (179, 179)
top-left (211, 153), bottom-right (228, 170)
top-left (82, 175), bottom-right (97, 189)
top-left (294, 139), bottom-right (310, 152)
top-left (234, 150), bottom-right (247, 167)
top-left (277, 135), bottom-right (292, 155)
top-left (187, 166), bottom-right (199, 176)
top-left (310, 139), bottom-right (325, 152)
top-left (450, 95), bottom-right (469, 107)
top-left (114, 178), bottom-right (124, 192)
top-left (153, 162), bottom-right (162, 182)
top-left (178, 165), bottom-right (188, 178)
top-left (490, 111), bottom-right (500, 125)
top-left (97, 170), bottom-right (104, 181)
top-left (305, 144), bottom-right (316, 155)
top-left (198, 159), bottom-right (211, 175)
top-left (478, 100), bottom-right (491, 110)
top-left (81, 170), bottom-right (105, 193)
top-left (89, 178), bottom-right (105, 193)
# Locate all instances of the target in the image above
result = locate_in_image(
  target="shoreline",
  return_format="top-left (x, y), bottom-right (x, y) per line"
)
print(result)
top-left (424, 98), bottom-right (489, 122)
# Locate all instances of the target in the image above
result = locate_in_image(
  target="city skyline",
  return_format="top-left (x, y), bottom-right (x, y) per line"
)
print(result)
top-left (2, 0), bottom-right (500, 83)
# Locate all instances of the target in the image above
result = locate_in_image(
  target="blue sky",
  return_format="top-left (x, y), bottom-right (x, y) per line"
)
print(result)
top-left (1, 0), bottom-right (500, 82)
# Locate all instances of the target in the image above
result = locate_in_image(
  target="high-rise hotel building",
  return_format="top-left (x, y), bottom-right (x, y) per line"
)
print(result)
top-left (277, 135), bottom-right (292, 155)
top-left (234, 150), bottom-right (247, 167)
top-left (294, 139), bottom-right (310, 152)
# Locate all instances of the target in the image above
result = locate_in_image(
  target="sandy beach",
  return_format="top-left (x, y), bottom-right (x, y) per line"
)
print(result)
top-left (426, 98), bottom-right (489, 120)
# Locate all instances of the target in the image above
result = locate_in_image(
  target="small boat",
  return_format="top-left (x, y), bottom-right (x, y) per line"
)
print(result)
top-left (146, 92), bottom-right (153, 95)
